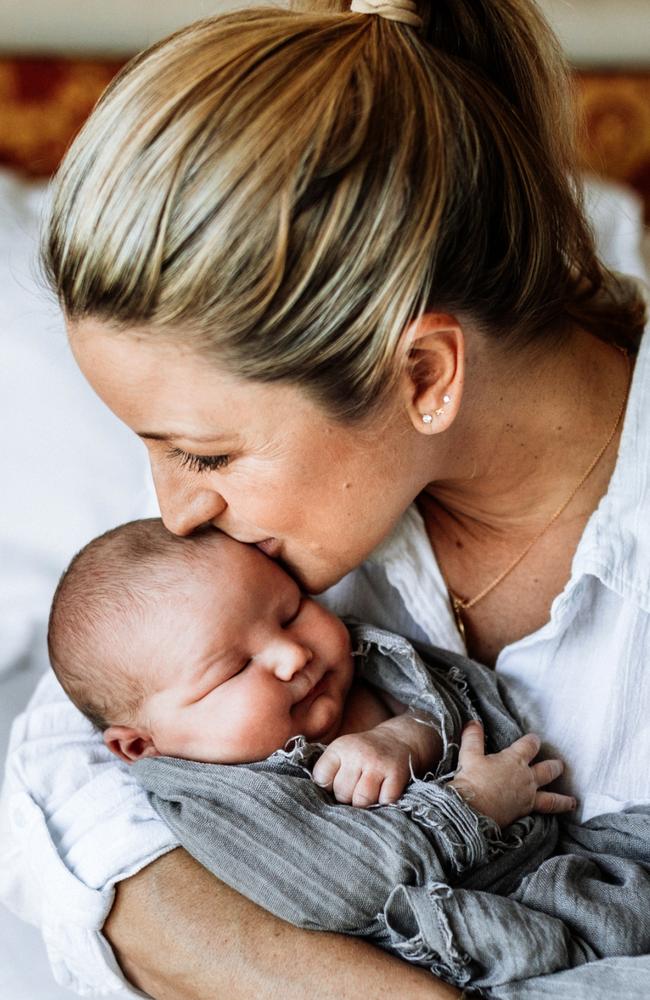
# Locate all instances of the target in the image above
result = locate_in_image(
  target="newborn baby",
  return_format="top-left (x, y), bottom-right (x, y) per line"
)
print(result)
top-left (47, 518), bottom-right (572, 825)
top-left (48, 520), bottom-right (650, 995)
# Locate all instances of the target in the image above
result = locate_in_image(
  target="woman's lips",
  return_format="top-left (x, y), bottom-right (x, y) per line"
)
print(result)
top-left (255, 538), bottom-right (281, 558)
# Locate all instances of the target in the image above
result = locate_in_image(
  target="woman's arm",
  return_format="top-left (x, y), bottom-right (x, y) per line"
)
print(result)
top-left (105, 848), bottom-right (462, 1000)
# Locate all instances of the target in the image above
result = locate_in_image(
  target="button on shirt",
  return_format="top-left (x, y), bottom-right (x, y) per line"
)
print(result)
top-left (1, 327), bottom-right (649, 997)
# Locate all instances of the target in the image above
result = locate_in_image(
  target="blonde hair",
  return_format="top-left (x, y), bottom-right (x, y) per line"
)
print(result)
top-left (43, 0), bottom-right (645, 422)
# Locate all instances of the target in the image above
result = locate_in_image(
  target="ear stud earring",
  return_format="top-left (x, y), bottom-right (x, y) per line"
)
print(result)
top-left (422, 394), bottom-right (452, 424)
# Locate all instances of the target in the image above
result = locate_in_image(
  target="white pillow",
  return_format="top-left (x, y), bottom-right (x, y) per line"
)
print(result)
top-left (0, 170), bottom-right (646, 679)
top-left (0, 169), bottom-right (157, 677)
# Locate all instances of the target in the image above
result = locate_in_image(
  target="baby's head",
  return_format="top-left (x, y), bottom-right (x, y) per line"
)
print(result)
top-left (48, 519), bottom-right (353, 765)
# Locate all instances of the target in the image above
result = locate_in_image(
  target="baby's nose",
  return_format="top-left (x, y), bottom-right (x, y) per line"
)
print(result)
top-left (270, 640), bottom-right (313, 682)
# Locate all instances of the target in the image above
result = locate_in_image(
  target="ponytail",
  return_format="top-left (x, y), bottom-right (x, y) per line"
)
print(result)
top-left (44, 0), bottom-right (645, 427)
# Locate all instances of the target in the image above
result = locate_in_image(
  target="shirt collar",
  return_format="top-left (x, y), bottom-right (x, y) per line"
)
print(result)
top-left (573, 323), bottom-right (650, 611)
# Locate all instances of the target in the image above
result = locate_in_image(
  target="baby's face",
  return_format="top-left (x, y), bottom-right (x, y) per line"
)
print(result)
top-left (140, 536), bottom-right (354, 763)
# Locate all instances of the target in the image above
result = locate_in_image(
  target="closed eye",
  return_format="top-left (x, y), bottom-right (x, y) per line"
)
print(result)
top-left (190, 659), bottom-right (251, 703)
top-left (168, 447), bottom-right (230, 473)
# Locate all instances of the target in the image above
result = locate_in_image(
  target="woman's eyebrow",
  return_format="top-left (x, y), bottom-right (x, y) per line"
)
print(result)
top-left (138, 429), bottom-right (230, 444)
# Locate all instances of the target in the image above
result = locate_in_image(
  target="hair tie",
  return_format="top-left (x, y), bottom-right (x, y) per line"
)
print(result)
top-left (350, 0), bottom-right (423, 29)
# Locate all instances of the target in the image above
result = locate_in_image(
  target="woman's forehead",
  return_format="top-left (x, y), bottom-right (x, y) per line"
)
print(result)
top-left (68, 318), bottom-right (324, 440)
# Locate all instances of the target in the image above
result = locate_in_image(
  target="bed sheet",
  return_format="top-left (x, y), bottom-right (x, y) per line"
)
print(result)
top-left (0, 646), bottom-right (128, 1000)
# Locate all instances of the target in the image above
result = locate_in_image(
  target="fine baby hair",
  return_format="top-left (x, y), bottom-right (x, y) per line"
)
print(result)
top-left (42, 0), bottom-right (645, 426)
top-left (47, 518), bottom-right (222, 730)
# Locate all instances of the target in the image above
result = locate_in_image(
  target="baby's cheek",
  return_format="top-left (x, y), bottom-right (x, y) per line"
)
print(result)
top-left (304, 693), bottom-right (345, 743)
top-left (236, 697), bottom-right (297, 757)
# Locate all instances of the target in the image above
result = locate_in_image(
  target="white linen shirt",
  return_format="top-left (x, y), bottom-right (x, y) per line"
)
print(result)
top-left (1, 325), bottom-right (649, 997)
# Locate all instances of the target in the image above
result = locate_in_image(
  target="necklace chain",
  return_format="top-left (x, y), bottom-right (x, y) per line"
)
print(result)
top-left (446, 347), bottom-right (631, 637)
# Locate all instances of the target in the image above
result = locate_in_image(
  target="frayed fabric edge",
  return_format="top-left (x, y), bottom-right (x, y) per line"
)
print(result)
top-left (382, 881), bottom-right (475, 987)
top-left (351, 632), bottom-right (480, 775)
top-left (388, 778), bottom-right (506, 874)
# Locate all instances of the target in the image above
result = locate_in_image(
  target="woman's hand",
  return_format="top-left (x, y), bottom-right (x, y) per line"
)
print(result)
top-left (450, 721), bottom-right (576, 829)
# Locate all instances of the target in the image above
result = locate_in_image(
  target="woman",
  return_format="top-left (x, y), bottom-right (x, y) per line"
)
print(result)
top-left (4, 0), bottom-right (648, 997)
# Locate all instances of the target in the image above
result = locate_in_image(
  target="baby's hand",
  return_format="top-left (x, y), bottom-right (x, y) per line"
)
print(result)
top-left (450, 721), bottom-right (576, 829)
top-left (312, 730), bottom-right (413, 808)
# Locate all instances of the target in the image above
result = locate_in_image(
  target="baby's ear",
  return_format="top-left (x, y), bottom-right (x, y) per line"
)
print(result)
top-left (103, 726), bottom-right (160, 765)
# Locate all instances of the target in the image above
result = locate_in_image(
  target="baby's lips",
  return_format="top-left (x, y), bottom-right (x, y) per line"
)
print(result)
top-left (292, 665), bottom-right (321, 704)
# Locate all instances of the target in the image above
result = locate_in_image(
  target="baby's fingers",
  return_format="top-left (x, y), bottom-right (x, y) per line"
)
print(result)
top-left (531, 758), bottom-right (564, 787)
top-left (351, 770), bottom-right (384, 808)
top-left (312, 749), bottom-right (341, 791)
top-left (509, 732), bottom-right (542, 762)
top-left (332, 762), bottom-right (363, 804)
top-left (534, 790), bottom-right (577, 814)
top-left (378, 769), bottom-right (409, 806)
top-left (457, 721), bottom-right (485, 764)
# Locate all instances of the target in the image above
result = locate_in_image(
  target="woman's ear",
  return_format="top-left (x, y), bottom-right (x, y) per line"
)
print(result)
top-left (103, 725), bottom-right (160, 764)
top-left (398, 313), bottom-right (465, 433)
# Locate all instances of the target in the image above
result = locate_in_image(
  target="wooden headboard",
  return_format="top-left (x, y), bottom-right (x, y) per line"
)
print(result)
top-left (1, 56), bottom-right (648, 220)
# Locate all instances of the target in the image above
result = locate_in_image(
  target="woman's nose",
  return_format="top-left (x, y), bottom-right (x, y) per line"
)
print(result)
top-left (268, 640), bottom-right (313, 682)
top-left (150, 459), bottom-right (226, 536)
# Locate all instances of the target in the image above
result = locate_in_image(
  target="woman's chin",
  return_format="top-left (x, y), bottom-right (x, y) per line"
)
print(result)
top-left (280, 549), bottom-right (356, 596)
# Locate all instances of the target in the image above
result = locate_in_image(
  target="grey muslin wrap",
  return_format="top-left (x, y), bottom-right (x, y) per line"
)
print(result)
top-left (134, 623), bottom-right (650, 998)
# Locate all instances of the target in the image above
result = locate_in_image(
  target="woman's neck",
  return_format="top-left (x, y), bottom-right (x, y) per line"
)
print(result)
top-left (424, 327), bottom-right (630, 541)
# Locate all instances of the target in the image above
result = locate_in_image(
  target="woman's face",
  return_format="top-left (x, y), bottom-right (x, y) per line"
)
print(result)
top-left (70, 321), bottom-right (427, 592)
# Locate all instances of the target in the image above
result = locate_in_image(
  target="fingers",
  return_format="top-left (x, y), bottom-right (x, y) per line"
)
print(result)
top-left (531, 758), bottom-right (564, 787)
top-left (532, 758), bottom-right (575, 814)
top-left (312, 750), bottom-right (382, 807)
top-left (312, 748), bottom-right (340, 791)
top-left (349, 770), bottom-right (385, 808)
top-left (457, 721), bottom-right (485, 764)
top-left (312, 749), bottom-right (406, 807)
top-left (508, 732), bottom-right (542, 763)
top-left (534, 790), bottom-right (577, 814)
top-left (378, 771), bottom-right (407, 806)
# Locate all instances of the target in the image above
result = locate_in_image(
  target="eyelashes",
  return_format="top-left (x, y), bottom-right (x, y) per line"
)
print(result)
top-left (169, 447), bottom-right (230, 473)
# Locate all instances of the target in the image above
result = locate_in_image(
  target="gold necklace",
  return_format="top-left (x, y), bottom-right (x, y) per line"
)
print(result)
top-left (443, 348), bottom-right (631, 642)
